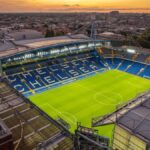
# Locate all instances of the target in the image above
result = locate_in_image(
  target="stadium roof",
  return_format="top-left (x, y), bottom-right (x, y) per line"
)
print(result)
top-left (1, 34), bottom-right (150, 60)
top-left (121, 45), bottom-right (150, 54)
top-left (117, 95), bottom-right (150, 143)
top-left (15, 34), bottom-right (89, 48)
top-left (0, 34), bottom-right (89, 58)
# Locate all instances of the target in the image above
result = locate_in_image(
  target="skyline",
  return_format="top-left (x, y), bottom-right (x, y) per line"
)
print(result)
top-left (0, 0), bottom-right (150, 13)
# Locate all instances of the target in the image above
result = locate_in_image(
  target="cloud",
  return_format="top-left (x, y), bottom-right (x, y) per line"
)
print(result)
top-left (63, 4), bottom-right (80, 7)
top-left (73, 4), bottom-right (80, 7)
top-left (63, 4), bottom-right (70, 7)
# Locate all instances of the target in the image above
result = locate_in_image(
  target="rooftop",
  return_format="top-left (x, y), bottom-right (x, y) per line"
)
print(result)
top-left (118, 96), bottom-right (150, 143)
top-left (15, 34), bottom-right (89, 48)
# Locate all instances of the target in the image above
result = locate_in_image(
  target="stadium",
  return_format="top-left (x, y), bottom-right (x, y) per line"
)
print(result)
top-left (0, 34), bottom-right (150, 150)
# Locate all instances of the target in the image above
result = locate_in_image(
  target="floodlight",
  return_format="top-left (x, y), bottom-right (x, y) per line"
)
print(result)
top-left (127, 49), bottom-right (136, 54)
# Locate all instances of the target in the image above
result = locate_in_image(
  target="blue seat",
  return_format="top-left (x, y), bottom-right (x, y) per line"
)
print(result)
top-left (19, 71), bottom-right (44, 90)
top-left (35, 68), bottom-right (58, 85)
top-left (6, 50), bottom-right (149, 96)
top-left (140, 65), bottom-right (150, 78)
top-left (7, 74), bottom-right (29, 92)
top-left (127, 62), bottom-right (145, 75)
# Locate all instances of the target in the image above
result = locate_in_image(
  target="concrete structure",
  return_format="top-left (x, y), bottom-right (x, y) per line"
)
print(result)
top-left (113, 94), bottom-right (150, 150)
top-left (0, 119), bottom-right (14, 150)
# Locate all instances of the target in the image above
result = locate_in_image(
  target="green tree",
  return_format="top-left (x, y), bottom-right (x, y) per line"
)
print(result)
top-left (135, 28), bottom-right (150, 49)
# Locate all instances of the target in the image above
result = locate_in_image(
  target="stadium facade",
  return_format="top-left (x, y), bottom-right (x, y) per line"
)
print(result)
top-left (0, 35), bottom-right (150, 150)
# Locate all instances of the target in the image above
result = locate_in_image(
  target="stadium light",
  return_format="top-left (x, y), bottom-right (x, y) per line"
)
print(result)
top-left (127, 49), bottom-right (136, 54)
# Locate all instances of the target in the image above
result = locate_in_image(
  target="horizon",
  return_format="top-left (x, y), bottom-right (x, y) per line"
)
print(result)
top-left (0, 0), bottom-right (150, 13)
top-left (0, 11), bottom-right (150, 14)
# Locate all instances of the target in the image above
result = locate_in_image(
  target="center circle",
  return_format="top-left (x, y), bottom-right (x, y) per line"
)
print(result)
top-left (94, 91), bottom-right (123, 106)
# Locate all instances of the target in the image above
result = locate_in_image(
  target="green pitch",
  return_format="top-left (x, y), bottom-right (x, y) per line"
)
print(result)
top-left (29, 70), bottom-right (150, 138)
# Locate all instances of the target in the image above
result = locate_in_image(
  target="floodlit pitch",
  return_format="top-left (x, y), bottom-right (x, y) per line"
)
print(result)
top-left (29, 70), bottom-right (150, 138)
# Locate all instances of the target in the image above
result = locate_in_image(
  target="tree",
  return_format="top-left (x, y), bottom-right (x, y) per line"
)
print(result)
top-left (135, 28), bottom-right (150, 49)
top-left (45, 29), bottom-right (55, 37)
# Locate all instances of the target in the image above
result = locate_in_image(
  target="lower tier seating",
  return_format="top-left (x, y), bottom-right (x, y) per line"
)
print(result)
top-left (4, 51), bottom-right (150, 96)
top-left (5, 51), bottom-right (106, 95)
top-left (105, 58), bottom-right (150, 78)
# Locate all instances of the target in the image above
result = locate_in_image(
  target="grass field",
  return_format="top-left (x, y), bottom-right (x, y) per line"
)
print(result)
top-left (29, 70), bottom-right (150, 138)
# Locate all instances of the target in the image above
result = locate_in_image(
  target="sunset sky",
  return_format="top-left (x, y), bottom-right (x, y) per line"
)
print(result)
top-left (0, 0), bottom-right (150, 12)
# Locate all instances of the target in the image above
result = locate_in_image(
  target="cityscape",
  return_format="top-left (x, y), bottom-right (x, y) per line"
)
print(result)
top-left (0, 12), bottom-right (150, 51)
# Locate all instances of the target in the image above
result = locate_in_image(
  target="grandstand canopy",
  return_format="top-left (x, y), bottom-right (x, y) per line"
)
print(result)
top-left (0, 38), bottom-right (112, 68)
top-left (117, 96), bottom-right (150, 143)
top-left (120, 45), bottom-right (150, 54)
top-left (0, 34), bottom-right (89, 59)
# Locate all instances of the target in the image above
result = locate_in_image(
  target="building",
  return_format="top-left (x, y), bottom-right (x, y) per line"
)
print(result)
top-left (0, 119), bottom-right (14, 150)
top-left (97, 32), bottom-right (125, 41)
top-left (110, 11), bottom-right (120, 16)
top-left (8, 29), bottom-right (44, 41)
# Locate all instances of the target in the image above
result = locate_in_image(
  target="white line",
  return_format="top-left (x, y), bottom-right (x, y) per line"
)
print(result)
top-left (74, 82), bottom-right (123, 106)
top-left (40, 103), bottom-right (77, 125)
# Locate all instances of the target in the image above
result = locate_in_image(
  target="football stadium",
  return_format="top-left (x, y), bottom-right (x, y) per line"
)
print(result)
top-left (0, 35), bottom-right (150, 150)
